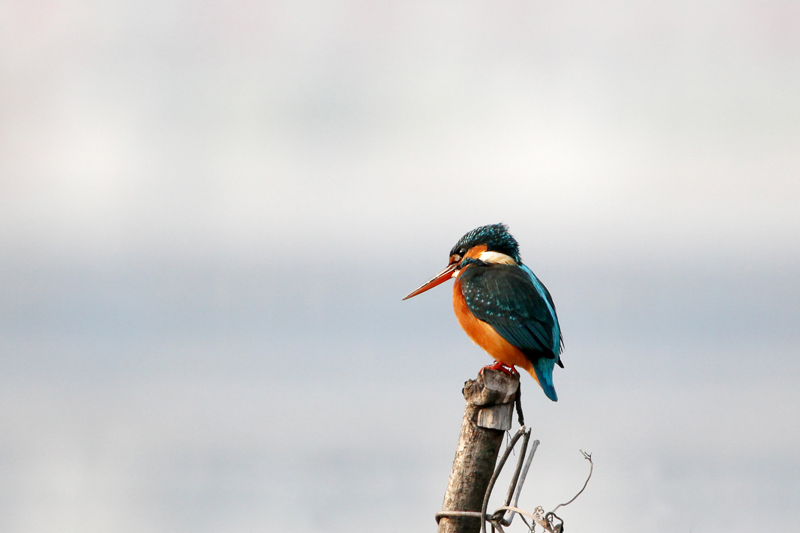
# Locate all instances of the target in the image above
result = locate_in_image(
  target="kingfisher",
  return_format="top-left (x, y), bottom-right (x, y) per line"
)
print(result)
top-left (403, 223), bottom-right (563, 401)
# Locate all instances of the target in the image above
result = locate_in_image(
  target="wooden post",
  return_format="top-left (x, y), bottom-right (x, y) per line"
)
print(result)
top-left (437, 368), bottom-right (520, 533)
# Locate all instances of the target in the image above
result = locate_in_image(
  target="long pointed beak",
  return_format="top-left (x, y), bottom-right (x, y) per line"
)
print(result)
top-left (402, 263), bottom-right (458, 300)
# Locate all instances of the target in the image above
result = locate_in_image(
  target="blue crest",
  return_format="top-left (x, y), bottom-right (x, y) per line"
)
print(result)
top-left (450, 223), bottom-right (521, 263)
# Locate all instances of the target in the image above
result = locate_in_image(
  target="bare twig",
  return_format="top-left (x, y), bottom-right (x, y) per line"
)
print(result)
top-left (550, 450), bottom-right (593, 514)
top-left (481, 427), bottom-right (530, 533)
top-left (502, 439), bottom-right (539, 526)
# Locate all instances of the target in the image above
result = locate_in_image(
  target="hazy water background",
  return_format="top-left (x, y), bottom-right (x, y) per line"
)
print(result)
top-left (1, 1), bottom-right (799, 531)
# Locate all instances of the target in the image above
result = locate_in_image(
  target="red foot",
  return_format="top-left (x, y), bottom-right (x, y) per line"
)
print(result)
top-left (481, 361), bottom-right (519, 376)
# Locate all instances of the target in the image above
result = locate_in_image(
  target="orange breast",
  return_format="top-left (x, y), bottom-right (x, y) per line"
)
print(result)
top-left (452, 274), bottom-right (538, 383)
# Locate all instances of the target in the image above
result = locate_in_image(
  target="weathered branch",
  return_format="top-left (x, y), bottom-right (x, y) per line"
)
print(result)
top-left (436, 369), bottom-right (520, 533)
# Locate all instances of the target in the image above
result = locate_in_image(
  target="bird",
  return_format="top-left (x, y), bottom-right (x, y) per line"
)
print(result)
top-left (403, 223), bottom-right (563, 401)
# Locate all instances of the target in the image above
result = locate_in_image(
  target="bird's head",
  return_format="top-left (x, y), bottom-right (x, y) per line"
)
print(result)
top-left (403, 223), bottom-right (520, 300)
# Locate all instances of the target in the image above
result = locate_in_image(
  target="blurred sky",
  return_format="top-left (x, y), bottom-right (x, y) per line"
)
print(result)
top-left (1, 1), bottom-right (799, 532)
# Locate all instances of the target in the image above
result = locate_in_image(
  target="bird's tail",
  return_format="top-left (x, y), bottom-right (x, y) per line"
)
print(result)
top-left (530, 357), bottom-right (558, 402)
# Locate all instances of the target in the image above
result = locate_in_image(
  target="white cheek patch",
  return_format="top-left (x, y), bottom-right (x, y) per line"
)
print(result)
top-left (478, 251), bottom-right (517, 265)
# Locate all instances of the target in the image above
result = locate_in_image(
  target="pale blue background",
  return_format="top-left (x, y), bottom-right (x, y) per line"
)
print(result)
top-left (1, 1), bottom-right (798, 531)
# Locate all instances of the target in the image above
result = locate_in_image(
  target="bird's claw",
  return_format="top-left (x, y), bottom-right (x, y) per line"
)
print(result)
top-left (482, 361), bottom-right (519, 376)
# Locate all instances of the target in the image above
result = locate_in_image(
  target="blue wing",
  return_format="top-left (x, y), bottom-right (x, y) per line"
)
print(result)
top-left (459, 263), bottom-right (562, 360)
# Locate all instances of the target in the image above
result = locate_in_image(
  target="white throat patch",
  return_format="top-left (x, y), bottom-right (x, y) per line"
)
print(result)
top-left (477, 251), bottom-right (518, 265)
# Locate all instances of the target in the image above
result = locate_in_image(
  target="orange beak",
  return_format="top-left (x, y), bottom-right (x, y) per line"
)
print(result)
top-left (402, 262), bottom-right (459, 300)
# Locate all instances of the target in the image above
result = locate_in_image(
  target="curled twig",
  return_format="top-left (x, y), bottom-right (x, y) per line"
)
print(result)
top-left (489, 450), bottom-right (593, 532)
